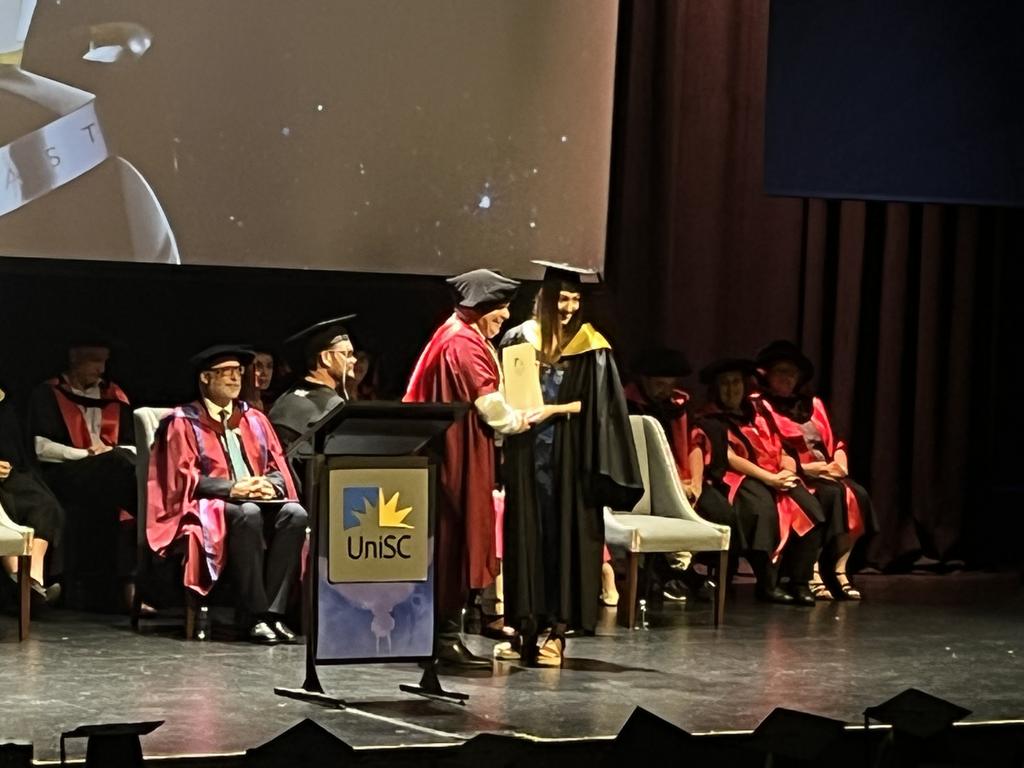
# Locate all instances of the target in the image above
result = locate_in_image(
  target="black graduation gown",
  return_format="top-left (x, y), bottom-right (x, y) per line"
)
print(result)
top-left (0, 396), bottom-right (65, 554)
top-left (500, 323), bottom-right (642, 634)
top-left (267, 381), bottom-right (343, 490)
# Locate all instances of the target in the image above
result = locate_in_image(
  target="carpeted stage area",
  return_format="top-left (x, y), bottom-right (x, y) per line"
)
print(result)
top-left (2, 573), bottom-right (1022, 765)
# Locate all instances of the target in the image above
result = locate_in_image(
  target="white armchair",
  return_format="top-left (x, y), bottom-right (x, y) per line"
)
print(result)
top-left (604, 415), bottom-right (731, 628)
top-left (130, 407), bottom-right (199, 638)
top-left (0, 499), bottom-right (33, 640)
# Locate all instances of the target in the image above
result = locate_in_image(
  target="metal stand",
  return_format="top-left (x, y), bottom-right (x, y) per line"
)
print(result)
top-left (272, 685), bottom-right (347, 709)
top-left (399, 659), bottom-right (469, 705)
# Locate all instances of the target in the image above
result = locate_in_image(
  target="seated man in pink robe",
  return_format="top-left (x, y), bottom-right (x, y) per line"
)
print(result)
top-left (147, 345), bottom-right (305, 644)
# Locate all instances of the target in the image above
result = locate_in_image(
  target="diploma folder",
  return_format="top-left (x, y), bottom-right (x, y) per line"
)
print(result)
top-left (502, 342), bottom-right (544, 410)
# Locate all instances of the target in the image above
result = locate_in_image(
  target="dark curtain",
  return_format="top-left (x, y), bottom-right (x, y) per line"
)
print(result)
top-left (605, 0), bottom-right (1022, 569)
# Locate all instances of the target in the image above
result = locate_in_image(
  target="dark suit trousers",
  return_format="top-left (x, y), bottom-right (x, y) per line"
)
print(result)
top-left (223, 501), bottom-right (307, 619)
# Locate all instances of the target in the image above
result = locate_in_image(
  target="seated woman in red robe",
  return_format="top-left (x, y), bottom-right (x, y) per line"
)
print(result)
top-left (698, 359), bottom-right (823, 606)
top-left (753, 340), bottom-right (877, 600)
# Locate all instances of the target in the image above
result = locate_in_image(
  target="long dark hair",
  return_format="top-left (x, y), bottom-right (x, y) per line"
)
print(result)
top-left (534, 279), bottom-right (583, 365)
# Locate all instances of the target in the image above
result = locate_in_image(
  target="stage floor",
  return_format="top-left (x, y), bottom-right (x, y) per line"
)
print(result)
top-left (2, 573), bottom-right (1022, 763)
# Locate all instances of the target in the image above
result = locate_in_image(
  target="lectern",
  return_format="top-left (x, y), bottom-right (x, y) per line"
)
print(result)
top-left (273, 400), bottom-right (469, 707)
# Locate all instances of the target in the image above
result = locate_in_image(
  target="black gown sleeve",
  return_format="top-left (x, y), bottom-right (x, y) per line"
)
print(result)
top-left (560, 349), bottom-right (644, 512)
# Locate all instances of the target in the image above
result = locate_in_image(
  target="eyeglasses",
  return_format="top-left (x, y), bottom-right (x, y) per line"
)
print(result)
top-left (207, 365), bottom-right (245, 378)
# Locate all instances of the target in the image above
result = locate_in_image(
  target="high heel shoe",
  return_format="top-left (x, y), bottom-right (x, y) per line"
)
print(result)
top-left (832, 572), bottom-right (862, 601)
top-left (535, 633), bottom-right (565, 667)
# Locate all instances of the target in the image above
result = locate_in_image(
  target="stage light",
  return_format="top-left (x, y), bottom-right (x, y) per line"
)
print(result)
top-left (245, 718), bottom-right (353, 767)
top-left (59, 721), bottom-right (162, 768)
top-left (748, 707), bottom-right (846, 764)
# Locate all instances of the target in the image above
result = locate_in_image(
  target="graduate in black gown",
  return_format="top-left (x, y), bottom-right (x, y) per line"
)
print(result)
top-left (499, 261), bottom-right (643, 666)
top-left (0, 387), bottom-right (64, 603)
top-left (268, 316), bottom-right (356, 478)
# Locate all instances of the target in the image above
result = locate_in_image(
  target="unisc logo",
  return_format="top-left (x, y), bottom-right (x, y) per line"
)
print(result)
top-left (342, 487), bottom-right (415, 561)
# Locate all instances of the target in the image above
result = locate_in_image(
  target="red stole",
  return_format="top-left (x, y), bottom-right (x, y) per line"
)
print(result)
top-left (717, 407), bottom-right (816, 562)
top-left (757, 396), bottom-right (863, 538)
top-left (49, 376), bottom-right (128, 448)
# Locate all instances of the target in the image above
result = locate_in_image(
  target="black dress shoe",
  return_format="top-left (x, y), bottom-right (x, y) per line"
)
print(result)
top-left (756, 586), bottom-right (796, 605)
top-left (787, 584), bottom-right (817, 606)
top-left (249, 621), bottom-right (280, 644)
top-left (435, 635), bottom-right (492, 668)
top-left (271, 621), bottom-right (299, 644)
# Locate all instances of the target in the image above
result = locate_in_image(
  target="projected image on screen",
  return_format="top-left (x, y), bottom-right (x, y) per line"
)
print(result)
top-left (0, 0), bottom-right (619, 275)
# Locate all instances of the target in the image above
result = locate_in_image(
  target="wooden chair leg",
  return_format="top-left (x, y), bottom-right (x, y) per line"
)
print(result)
top-left (713, 549), bottom-right (728, 628)
top-left (184, 589), bottom-right (198, 640)
top-left (17, 554), bottom-right (31, 641)
top-left (617, 551), bottom-right (640, 629)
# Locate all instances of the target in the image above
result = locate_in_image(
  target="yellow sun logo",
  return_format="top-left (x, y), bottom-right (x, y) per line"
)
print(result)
top-left (354, 489), bottom-right (414, 529)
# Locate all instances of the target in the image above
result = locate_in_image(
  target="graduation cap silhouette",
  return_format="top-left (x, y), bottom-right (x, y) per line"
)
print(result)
top-left (59, 720), bottom-right (162, 768)
top-left (864, 688), bottom-right (971, 740)
top-left (245, 718), bottom-right (354, 767)
top-left (598, 707), bottom-right (705, 764)
top-left (748, 708), bottom-right (847, 763)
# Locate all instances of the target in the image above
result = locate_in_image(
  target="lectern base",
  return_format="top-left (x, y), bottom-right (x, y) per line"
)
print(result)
top-left (399, 660), bottom-right (469, 705)
top-left (273, 686), bottom-right (348, 709)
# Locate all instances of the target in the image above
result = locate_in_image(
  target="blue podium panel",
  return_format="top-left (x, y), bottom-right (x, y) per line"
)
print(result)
top-left (315, 461), bottom-right (435, 664)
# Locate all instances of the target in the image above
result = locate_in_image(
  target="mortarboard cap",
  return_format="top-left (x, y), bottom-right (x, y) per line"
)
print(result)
top-left (605, 708), bottom-right (693, 763)
top-left (245, 719), bottom-right (354, 767)
top-left (189, 344), bottom-right (255, 372)
top-left (531, 259), bottom-right (600, 285)
top-left (446, 269), bottom-right (520, 311)
top-left (698, 357), bottom-right (755, 385)
top-left (755, 339), bottom-right (815, 381)
top-left (283, 315), bottom-right (356, 368)
top-left (748, 708), bottom-right (846, 762)
top-left (60, 720), bottom-right (162, 768)
top-left (635, 346), bottom-right (693, 378)
top-left (864, 688), bottom-right (971, 740)
top-left (66, 325), bottom-right (121, 352)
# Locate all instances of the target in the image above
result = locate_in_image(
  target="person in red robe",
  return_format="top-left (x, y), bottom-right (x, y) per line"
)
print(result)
top-left (148, 345), bottom-right (305, 644)
top-left (698, 359), bottom-right (824, 606)
top-left (625, 347), bottom-right (739, 600)
top-left (753, 340), bottom-right (877, 600)
top-left (27, 335), bottom-right (137, 610)
top-left (404, 268), bottom-right (533, 668)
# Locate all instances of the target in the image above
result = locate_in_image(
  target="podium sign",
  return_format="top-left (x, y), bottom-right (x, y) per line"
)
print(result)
top-left (274, 400), bottom-right (468, 704)
top-left (327, 467), bottom-right (429, 583)
top-left (315, 456), bottom-right (435, 664)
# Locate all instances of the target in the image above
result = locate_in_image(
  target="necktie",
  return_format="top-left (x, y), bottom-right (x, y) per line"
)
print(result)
top-left (220, 411), bottom-right (251, 481)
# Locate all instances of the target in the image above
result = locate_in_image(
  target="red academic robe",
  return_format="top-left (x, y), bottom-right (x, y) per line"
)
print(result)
top-left (755, 395), bottom-right (865, 537)
top-left (624, 383), bottom-right (693, 482)
top-left (403, 314), bottom-right (500, 591)
top-left (46, 376), bottom-right (130, 448)
top-left (713, 404), bottom-right (817, 561)
top-left (146, 401), bottom-right (298, 594)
